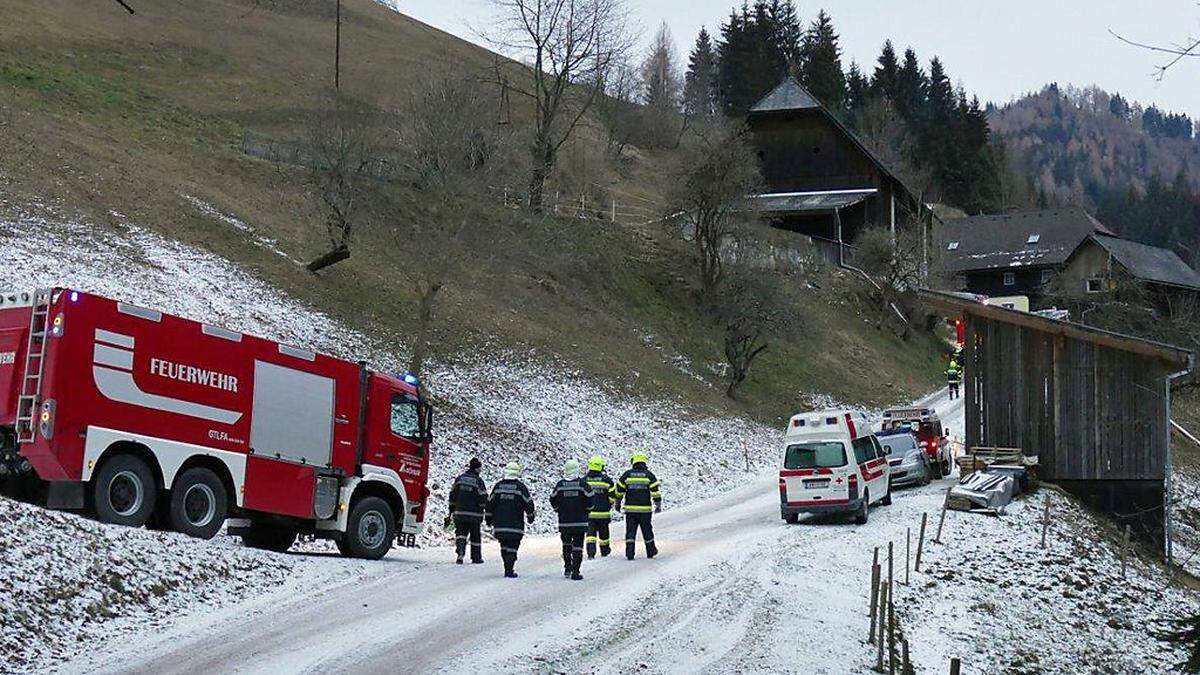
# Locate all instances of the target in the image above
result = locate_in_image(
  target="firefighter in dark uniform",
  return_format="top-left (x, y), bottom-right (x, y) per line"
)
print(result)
top-left (583, 455), bottom-right (617, 559)
top-left (550, 459), bottom-right (593, 580)
top-left (446, 457), bottom-right (488, 564)
top-left (946, 358), bottom-right (963, 400)
top-left (486, 461), bottom-right (535, 578)
top-left (614, 451), bottom-right (662, 560)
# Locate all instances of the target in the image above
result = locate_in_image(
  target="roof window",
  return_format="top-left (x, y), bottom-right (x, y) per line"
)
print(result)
top-left (947, 241), bottom-right (959, 251)
top-left (1026, 233), bottom-right (1041, 244)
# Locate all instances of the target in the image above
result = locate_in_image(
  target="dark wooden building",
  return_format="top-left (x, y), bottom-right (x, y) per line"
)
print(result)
top-left (746, 78), bottom-right (920, 257)
top-left (936, 208), bottom-right (1112, 298)
top-left (923, 289), bottom-right (1195, 553)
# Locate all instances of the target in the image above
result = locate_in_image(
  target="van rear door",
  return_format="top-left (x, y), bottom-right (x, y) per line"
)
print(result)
top-left (780, 441), bottom-right (850, 507)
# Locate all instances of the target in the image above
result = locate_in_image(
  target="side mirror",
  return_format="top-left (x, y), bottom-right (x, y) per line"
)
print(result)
top-left (421, 404), bottom-right (435, 441)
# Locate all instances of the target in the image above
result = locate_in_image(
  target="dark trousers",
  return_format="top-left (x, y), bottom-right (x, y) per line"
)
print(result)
top-left (949, 382), bottom-right (960, 400)
top-left (496, 533), bottom-right (523, 575)
top-left (586, 518), bottom-right (611, 558)
top-left (454, 516), bottom-right (483, 562)
top-left (624, 512), bottom-right (657, 559)
top-left (560, 529), bottom-right (585, 574)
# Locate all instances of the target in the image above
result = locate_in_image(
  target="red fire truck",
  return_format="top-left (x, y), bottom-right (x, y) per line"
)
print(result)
top-left (881, 407), bottom-right (950, 478)
top-left (0, 288), bottom-right (433, 559)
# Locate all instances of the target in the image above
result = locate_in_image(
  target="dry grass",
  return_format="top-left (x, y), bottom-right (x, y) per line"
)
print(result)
top-left (0, 0), bottom-right (942, 422)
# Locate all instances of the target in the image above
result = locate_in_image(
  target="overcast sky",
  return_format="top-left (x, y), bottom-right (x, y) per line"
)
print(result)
top-left (389, 0), bottom-right (1200, 118)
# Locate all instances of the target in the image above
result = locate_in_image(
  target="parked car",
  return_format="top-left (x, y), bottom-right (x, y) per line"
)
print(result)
top-left (779, 410), bottom-right (891, 525)
top-left (877, 429), bottom-right (931, 488)
top-left (881, 407), bottom-right (951, 478)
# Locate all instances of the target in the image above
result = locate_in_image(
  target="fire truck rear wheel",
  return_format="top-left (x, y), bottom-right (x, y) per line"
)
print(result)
top-left (92, 454), bottom-right (157, 528)
top-left (342, 496), bottom-right (395, 560)
top-left (169, 468), bottom-right (229, 540)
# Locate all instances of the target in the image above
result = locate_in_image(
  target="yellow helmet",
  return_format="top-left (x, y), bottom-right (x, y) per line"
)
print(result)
top-left (631, 451), bottom-right (649, 466)
top-left (588, 455), bottom-right (606, 471)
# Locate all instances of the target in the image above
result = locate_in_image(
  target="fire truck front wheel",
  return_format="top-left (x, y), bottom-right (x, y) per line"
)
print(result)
top-left (340, 496), bottom-right (396, 560)
top-left (92, 454), bottom-right (157, 528)
top-left (169, 468), bottom-right (229, 540)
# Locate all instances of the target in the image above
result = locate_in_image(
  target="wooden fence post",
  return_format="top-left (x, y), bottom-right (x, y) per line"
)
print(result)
top-left (874, 580), bottom-right (888, 672)
top-left (869, 547), bottom-right (880, 643)
top-left (949, 657), bottom-right (961, 675)
top-left (902, 640), bottom-right (912, 675)
top-left (934, 486), bottom-right (952, 544)
top-left (1121, 524), bottom-right (1131, 579)
top-left (905, 528), bottom-right (911, 585)
top-left (888, 580), bottom-right (896, 675)
top-left (915, 513), bottom-right (928, 572)
top-left (1040, 501), bottom-right (1051, 549)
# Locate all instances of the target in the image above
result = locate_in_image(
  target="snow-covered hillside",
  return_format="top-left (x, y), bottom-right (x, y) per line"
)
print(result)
top-left (0, 198), bottom-right (781, 540)
top-left (0, 198), bottom-right (781, 672)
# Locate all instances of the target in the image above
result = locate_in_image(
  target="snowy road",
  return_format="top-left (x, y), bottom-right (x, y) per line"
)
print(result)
top-left (65, 391), bottom-right (963, 675)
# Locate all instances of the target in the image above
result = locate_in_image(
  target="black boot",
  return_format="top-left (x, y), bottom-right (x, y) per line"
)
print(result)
top-left (646, 540), bottom-right (658, 559)
top-left (571, 550), bottom-right (583, 580)
top-left (626, 541), bottom-right (635, 560)
top-left (503, 552), bottom-right (518, 578)
top-left (586, 540), bottom-right (596, 559)
top-left (600, 544), bottom-right (611, 557)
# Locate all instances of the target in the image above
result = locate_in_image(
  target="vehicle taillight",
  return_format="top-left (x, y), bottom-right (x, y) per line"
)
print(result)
top-left (847, 473), bottom-right (858, 500)
top-left (39, 399), bottom-right (56, 439)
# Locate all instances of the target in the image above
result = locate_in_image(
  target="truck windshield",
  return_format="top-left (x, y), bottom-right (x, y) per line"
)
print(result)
top-left (784, 442), bottom-right (847, 469)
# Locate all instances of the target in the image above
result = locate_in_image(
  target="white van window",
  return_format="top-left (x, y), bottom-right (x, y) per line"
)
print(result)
top-left (851, 437), bottom-right (875, 464)
top-left (785, 442), bottom-right (846, 469)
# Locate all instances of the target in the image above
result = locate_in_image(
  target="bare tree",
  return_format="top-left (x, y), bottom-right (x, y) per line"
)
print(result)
top-left (593, 53), bottom-right (642, 159)
top-left (304, 97), bottom-right (383, 273)
top-left (666, 117), bottom-right (762, 299)
top-left (395, 73), bottom-right (522, 193)
top-left (639, 21), bottom-right (683, 148)
top-left (1110, 28), bottom-right (1200, 80)
top-left (393, 73), bottom-right (519, 375)
top-left (484, 0), bottom-right (634, 213)
top-left (715, 266), bottom-right (781, 399)
top-left (856, 226), bottom-right (923, 338)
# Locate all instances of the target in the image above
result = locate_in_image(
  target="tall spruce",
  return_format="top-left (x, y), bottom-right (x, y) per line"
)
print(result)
top-left (871, 40), bottom-right (899, 100)
top-left (685, 27), bottom-right (720, 118)
top-left (766, 0), bottom-right (804, 73)
top-left (894, 47), bottom-right (927, 118)
top-left (845, 61), bottom-right (870, 115)
top-left (798, 10), bottom-right (845, 110)
top-left (717, 2), bottom-right (790, 116)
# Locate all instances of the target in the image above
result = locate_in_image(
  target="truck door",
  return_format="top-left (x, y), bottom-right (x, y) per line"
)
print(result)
top-left (364, 378), bottom-right (427, 483)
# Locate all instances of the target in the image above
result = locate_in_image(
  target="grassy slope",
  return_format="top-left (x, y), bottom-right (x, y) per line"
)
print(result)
top-left (0, 0), bottom-right (942, 423)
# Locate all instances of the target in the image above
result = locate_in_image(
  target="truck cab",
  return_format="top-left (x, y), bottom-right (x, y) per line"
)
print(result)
top-left (779, 410), bottom-right (891, 525)
top-left (881, 407), bottom-right (950, 478)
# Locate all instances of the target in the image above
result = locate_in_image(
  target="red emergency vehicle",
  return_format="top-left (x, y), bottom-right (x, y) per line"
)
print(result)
top-left (0, 288), bottom-right (432, 559)
top-left (881, 407), bottom-right (950, 478)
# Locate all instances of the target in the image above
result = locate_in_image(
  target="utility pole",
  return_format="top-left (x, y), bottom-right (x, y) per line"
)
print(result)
top-left (335, 0), bottom-right (341, 90)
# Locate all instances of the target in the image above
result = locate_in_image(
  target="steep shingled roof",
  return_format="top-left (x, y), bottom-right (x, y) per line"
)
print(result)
top-left (750, 78), bottom-right (822, 113)
top-left (1091, 234), bottom-right (1200, 290)
top-left (938, 207), bottom-right (1113, 272)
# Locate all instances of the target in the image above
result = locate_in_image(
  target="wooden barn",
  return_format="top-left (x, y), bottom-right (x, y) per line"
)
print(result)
top-left (746, 78), bottom-right (922, 261)
top-left (922, 289), bottom-right (1195, 553)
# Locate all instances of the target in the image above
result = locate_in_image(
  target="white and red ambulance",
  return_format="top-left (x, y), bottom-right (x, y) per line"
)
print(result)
top-left (779, 409), bottom-right (891, 524)
top-left (0, 288), bottom-right (433, 559)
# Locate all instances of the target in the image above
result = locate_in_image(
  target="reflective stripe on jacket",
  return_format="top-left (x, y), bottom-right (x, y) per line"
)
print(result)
top-left (584, 470), bottom-right (617, 519)
top-left (616, 463), bottom-right (661, 513)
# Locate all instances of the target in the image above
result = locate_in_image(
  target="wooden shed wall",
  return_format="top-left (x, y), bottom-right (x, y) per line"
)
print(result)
top-left (963, 316), bottom-right (1168, 481)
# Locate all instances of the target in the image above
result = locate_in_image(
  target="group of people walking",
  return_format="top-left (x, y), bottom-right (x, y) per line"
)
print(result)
top-left (446, 453), bottom-right (663, 579)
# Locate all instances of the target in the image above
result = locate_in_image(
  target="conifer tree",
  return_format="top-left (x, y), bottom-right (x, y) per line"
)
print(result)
top-left (894, 47), bottom-right (927, 118)
top-left (799, 10), bottom-right (845, 110)
top-left (684, 27), bottom-right (720, 118)
top-left (845, 61), bottom-right (870, 116)
top-left (871, 40), bottom-right (899, 100)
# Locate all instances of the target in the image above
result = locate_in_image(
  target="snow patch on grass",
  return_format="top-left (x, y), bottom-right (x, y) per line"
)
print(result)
top-left (899, 487), bottom-right (1195, 673)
